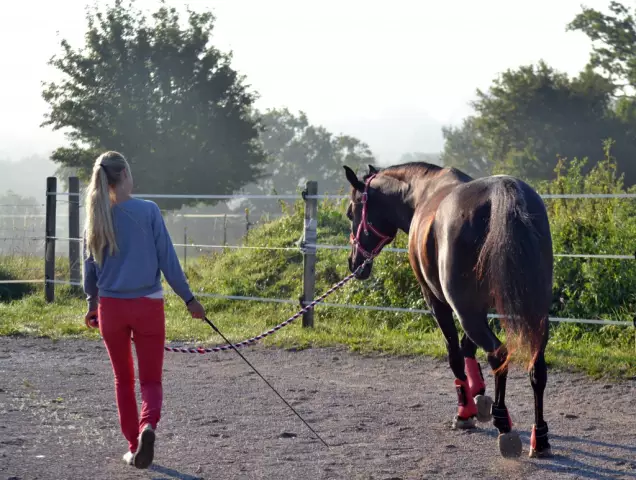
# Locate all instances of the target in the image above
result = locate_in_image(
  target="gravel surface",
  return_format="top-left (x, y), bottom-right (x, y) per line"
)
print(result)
top-left (0, 336), bottom-right (635, 480)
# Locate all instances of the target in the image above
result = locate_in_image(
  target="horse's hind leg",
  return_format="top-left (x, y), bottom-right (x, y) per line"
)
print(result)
top-left (461, 333), bottom-right (493, 423)
top-left (529, 344), bottom-right (552, 458)
top-left (427, 298), bottom-right (478, 430)
top-left (455, 311), bottom-right (522, 458)
top-left (486, 346), bottom-right (523, 457)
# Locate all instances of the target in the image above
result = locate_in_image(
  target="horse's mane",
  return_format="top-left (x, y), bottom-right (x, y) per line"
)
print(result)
top-left (363, 161), bottom-right (445, 182)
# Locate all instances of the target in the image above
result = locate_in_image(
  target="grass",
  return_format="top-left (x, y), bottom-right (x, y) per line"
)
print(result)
top-left (1, 199), bottom-right (635, 381)
top-left (1, 287), bottom-right (634, 380)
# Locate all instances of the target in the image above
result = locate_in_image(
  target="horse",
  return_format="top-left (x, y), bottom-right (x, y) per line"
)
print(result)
top-left (343, 162), bottom-right (553, 459)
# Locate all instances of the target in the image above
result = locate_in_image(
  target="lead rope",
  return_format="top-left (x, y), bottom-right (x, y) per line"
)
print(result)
top-left (203, 314), bottom-right (331, 447)
top-left (164, 258), bottom-right (372, 354)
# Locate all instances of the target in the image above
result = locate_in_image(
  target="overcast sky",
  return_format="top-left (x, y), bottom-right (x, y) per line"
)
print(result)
top-left (0, 0), bottom-right (611, 164)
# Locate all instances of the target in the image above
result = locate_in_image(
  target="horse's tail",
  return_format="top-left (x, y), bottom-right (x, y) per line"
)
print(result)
top-left (476, 177), bottom-right (551, 373)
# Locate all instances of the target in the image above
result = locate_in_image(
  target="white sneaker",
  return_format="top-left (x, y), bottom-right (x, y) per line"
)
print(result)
top-left (122, 451), bottom-right (134, 466)
top-left (133, 424), bottom-right (156, 469)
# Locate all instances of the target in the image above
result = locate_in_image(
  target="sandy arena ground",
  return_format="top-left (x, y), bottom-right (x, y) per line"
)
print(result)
top-left (0, 336), bottom-right (635, 480)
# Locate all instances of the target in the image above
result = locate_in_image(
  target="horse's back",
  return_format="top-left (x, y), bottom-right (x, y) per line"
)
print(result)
top-left (437, 174), bottom-right (550, 243)
top-left (420, 173), bottom-right (552, 309)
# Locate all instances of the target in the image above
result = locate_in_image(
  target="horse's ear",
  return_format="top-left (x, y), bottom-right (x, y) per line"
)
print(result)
top-left (343, 165), bottom-right (364, 192)
top-left (368, 164), bottom-right (379, 174)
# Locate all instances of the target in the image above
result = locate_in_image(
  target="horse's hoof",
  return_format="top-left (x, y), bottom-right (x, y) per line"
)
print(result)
top-left (452, 415), bottom-right (476, 430)
top-left (498, 431), bottom-right (522, 458)
top-left (474, 395), bottom-right (493, 423)
top-left (529, 447), bottom-right (553, 459)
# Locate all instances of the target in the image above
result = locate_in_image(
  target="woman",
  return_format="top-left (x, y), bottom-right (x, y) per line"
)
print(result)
top-left (82, 151), bottom-right (205, 469)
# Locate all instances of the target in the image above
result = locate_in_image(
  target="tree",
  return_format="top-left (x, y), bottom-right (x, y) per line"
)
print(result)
top-left (566, 0), bottom-right (636, 184)
top-left (439, 117), bottom-right (491, 178)
top-left (0, 155), bottom-right (57, 200)
top-left (41, 0), bottom-right (267, 210)
top-left (255, 108), bottom-right (375, 195)
top-left (567, 1), bottom-right (636, 96)
top-left (397, 152), bottom-right (442, 167)
top-left (0, 191), bottom-right (40, 210)
top-left (469, 62), bottom-right (625, 181)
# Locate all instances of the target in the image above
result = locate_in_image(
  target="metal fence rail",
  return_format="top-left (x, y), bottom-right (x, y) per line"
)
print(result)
top-left (0, 177), bottom-right (634, 332)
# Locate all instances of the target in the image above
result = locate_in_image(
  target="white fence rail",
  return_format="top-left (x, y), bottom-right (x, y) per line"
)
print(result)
top-left (4, 235), bottom-right (636, 261)
top-left (1, 177), bottom-right (635, 331)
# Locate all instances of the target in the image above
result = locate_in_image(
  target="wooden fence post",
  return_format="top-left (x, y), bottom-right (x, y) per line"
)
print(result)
top-left (68, 177), bottom-right (81, 292)
top-left (302, 181), bottom-right (318, 328)
top-left (44, 177), bottom-right (57, 303)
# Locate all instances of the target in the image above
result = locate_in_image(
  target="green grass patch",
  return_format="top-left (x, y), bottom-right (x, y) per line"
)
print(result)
top-left (4, 153), bottom-right (636, 381)
top-left (1, 288), bottom-right (633, 380)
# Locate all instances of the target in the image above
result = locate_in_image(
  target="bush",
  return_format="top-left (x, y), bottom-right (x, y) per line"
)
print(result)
top-left (191, 145), bottom-right (634, 350)
top-left (534, 142), bottom-right (636, 347)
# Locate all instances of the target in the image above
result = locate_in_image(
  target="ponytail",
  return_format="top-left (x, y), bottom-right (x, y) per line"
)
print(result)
top-left (84, 151), bottom-right (129, 266)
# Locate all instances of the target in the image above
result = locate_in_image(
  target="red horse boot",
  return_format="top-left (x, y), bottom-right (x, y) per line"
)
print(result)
top-left (452, 378), bottom-right (478, 430)
top-left (465, 357), bottom-right (485, 396)
top-left (465, 358), bottom-right (493, 423)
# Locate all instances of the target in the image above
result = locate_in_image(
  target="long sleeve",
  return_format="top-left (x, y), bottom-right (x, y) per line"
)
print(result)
top-left (82, 233), bottom-right (99, 311)
top-left (150, 202), bottom-right (194, 302)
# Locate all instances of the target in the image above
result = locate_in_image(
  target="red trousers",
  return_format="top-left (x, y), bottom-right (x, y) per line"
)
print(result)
top-left (98, 297), bottom-right (165, 452)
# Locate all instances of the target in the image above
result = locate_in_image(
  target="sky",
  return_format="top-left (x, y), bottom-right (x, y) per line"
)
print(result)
top-left (0, 0), bottom-right (612, 164)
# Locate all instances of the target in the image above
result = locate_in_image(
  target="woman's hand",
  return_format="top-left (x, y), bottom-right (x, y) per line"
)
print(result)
top-left (186, 298), bottom-right (206, 320)
top-left (85, 311), bottom-right (99, 329)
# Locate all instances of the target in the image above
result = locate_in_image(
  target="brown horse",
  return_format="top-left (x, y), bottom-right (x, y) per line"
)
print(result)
top-left (343, 162), bottom-right (553, 459)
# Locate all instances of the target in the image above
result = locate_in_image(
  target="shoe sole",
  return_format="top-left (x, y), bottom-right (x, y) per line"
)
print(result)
top-left (134, 428), bottom-right (155, 469)
top-left (122, 452), bottom-right (134, 466)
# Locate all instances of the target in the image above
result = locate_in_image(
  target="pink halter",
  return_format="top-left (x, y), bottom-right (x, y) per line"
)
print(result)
top-left (349, 174), bottom-right (396, 259)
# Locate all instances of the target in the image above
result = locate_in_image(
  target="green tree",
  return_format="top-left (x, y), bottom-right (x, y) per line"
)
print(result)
top-left (566, 0), bottom-right (636, 184)
top-left (463, 61), bottom-right (625, 181)
top-left (256, 108), bottom-right (375, 195)
top-left (41, 0), bottom-right (267, 210)
top-left (397, 152), bottom-right (442, 166)
top-left (440, 60), bottom-right (636, 183)
top-left (0, 191), bottom-right (40, 211)
top-left (439, 117), bottom-right (491, 178)
top-left (567, 1), bottom-right (636, 95)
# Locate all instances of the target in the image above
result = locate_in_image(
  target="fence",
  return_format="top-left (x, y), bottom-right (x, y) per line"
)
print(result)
top-left (0, 202), bottom-right (277, 259)
top-left (2, 176), bottom-right (636, 333)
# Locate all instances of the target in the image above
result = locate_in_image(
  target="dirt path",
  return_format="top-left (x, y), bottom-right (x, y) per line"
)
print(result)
top-left (0, 337), bottom-right (635, 480)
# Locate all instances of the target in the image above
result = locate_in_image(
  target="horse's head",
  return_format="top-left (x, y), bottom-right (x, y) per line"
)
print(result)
top-left (343, 164), bottom-right (398, 280)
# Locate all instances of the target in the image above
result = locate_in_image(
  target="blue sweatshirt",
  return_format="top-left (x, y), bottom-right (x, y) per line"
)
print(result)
top-left (83, 198), bottom-right (193, 311)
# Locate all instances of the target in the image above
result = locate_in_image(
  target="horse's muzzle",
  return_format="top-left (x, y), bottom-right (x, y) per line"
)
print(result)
top-left (349, 255), bottom-right (373, 280)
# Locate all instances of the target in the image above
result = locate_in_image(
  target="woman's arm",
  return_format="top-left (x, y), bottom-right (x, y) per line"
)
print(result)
top-left (150, 202), bottom-right (195, 303)
top-left (82, 234), bottom-right (99, 312)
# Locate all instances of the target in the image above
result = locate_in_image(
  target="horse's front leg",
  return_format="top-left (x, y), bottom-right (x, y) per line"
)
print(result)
top-left (461, 333), bottom-right (493, 423)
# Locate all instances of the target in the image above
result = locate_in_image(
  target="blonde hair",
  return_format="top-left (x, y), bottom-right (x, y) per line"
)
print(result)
top-left (84, 151), bottom-right (131, 266)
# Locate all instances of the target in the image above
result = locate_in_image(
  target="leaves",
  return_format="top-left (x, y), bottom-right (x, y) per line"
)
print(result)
top-left (258, 108), bottom-right (374, 193)
top-left (441, 2), bottom-right (636, 185)
top-left (227, 108), bottom-right (375, 217)
top-left (195, 149), bottom-right (635, 350)
top-left (440, 117), bottom-right (490, 178)
top-left (567, 1), bottom-right (636, 94)
top-left (41, 0), bottom-right (267, 210)
top-left (543, 143), bottom-right (636, 333)
top-left (441, 60), bottom-right (636, 183)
